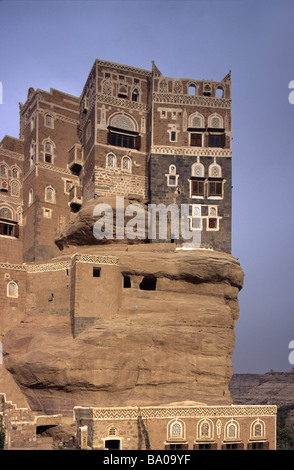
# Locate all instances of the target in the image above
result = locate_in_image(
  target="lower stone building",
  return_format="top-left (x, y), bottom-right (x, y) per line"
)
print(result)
top-left (74, 403), bottom-right (277, 451)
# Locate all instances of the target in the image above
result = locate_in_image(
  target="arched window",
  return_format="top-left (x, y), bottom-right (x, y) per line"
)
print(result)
top-left (168, 419), bottom-right (185, 440)
top-left (12, 167), bottom-right (19, 179)
top-left (131, 88), bottom-right (140, 102)
top-left (11, 180), bottom-right (21, 197)
top-left (45, 113), bottom-right (54, 128)
top-left (208, 113), bottom-right (223, 129)
top-left (7, 281), bottom-right (18, 298)
top-left (171, 422), bottom-right (181, 436)
top-left (30, 141), bottom-right (36, 167)
top-left (251, 419), bottom-right (265, 438)
top-left (208, 163), bottom-right (222, 178)
top-left (0, 206), bottom-right (13, 220)
top-left (188, 84), bottom-right (197, 95)
top-left (28, 188), bottom-right (34, 207)
top-left (45, 186), bottom-right (56, 203)
top-left (225, 420), bottom-right (239, 440)
top-left (122, 156), bottom-right (131, 171)
top-left (216, 86), bottom-right (224, 98)
top-left (197, 419), bottom-right (214, 440)
top-left (106, 153), bottom-right (116, 168)
top-left (191, 163), bottom-right (204, 178)
top-left (111, 115), bottom-right (136, 132)
top-left (44, 141), bottom-right (53, 163)
top-left (0, 164), bottom-right (8, 177)
top-left (189, 112), bottom-right (204, 128)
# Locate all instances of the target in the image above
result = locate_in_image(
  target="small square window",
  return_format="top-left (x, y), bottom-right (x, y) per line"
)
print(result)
top-left (93, 267), bottom-right (101, 277)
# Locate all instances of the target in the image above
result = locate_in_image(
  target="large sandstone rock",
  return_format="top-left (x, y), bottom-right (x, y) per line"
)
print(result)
top-left (2, 248), bottom-right (244, 416)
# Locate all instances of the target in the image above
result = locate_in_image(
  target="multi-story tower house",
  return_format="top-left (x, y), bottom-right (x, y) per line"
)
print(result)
top-left (19, 87), bottom-right (80, 263)
top-left (150, 66), bottom-right (232, 253)
top-left (78, 59), bottom-right (152, 203)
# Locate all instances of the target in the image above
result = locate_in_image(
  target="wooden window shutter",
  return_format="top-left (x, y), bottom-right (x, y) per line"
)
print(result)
top-left (13, 224), bottom-right (19, 238)
top-left (220, 133), bottom-right (226, 148)
top-left (135, 135), bottom-right (141, 150)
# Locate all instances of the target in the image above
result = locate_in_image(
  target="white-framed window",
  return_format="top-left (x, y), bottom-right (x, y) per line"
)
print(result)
top-left (43, 207), bottom-right (52, 219)
top-left (191, 163), bottom-right (205, 178)
top-left (121, 156), bottom-right (131, 172)
top-left (208, 163), bottom-right (222, 178)
top-left (250, 419), bottom-right (265, 439)
top-left (28, 188), bottom-right (34, 207)
top-left (44, 113), bottom-right (54, 129)
top-left (197, 419), bottom-right (214, 440)
top-left (225, 420), bottom-right (240, 440)
top-left (44, 140), bottom-right (54, 163)
top-left (190, 204), bottom-right (202, 230)
top-left (11, 167), bottom-right (20, 179)
top-left (45, 186), bottom-right (56, 204)
top-left (7, 280), bottom-right (18, 298)
top-left (168, 419), bottom-right (185, 440)
top-left (208, 113), bottom-right (223, 129)
top-left (188, 112), bottom-right (204, 128)
top-left (165, 164), bottom-right (179, 187)
top-left (207, 205), bottom-right (219, 231)
top-left (106, 152), bottom-right (116, 168)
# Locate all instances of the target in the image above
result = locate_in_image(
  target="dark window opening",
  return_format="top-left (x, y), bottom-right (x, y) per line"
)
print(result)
top-left (208, 218), bottom-right (217, 229)
top-left (105, 439), bottom-right (121, 450)
top-left (140, 276), bottom-right (157, 291)
top-left (123, 275), bottom-right (131, 288)
top-left (171, 131), bottom-right (176, 141)
top-left (165, 444), bottom-right (188, 450)
top-left (191, 180), bottom-right (205, 197)
top-left (208, 181), bottom-right (223, 197)
top-left (0, 221), bottom-right (18, 237)
top-left (108, 131), bottom-right (141, 150)
top-left (169, 175), bottom-right (176, 186)
top-left (45, 154), bottom-right (52, 163)
top-left (190, 133), bottom-right (202, 147)
top-left (208, 133), bottom-right (225, 148)
top-left (93, 267), bottom-right (101, 278)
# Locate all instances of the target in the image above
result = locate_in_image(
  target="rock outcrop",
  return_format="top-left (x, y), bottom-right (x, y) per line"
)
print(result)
top-left (2, 246), bottom-right (244, 416)
top-left (229, 370), bottom-right (294, 407)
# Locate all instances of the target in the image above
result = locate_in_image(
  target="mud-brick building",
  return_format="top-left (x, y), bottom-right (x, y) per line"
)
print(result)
top-left (74, 404), bottom-right (277, 450)
top-left (0, 59), bottom-right (277, 450)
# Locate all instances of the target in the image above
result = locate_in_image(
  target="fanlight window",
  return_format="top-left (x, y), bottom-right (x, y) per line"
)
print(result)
top-left (191, 163), bottom-right (204, 178)
top-left (0, 207), bottom-right (13, 220)
top-left (209, 164), bottom-right (222, 178)
top-left (111, 115), bottom-right (135, 132)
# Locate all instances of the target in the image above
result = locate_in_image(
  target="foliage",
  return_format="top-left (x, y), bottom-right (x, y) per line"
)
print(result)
top-left (0, 414), bottom-right (5, 450)
top-left (276, 405), bottom-right (294, 450)
top-left (138, 408), bottom-right (151, 450)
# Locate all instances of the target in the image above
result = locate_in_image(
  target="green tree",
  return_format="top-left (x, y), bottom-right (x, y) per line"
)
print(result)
top-left (0, 414), bottom-right (5, 450)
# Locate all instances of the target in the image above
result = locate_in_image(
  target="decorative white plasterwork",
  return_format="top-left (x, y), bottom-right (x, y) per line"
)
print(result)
top-left (151, 146), bottom-right (231, 157)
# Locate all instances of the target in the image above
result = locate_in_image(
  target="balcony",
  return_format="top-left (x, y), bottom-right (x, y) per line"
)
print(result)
top-left (69, 185), bottom-right (83, 212)
top-left (68, 144), bottom-right (83, 175)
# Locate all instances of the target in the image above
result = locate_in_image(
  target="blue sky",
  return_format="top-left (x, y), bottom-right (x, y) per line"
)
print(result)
top-left (1, 0), bottom-right (294, 374)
